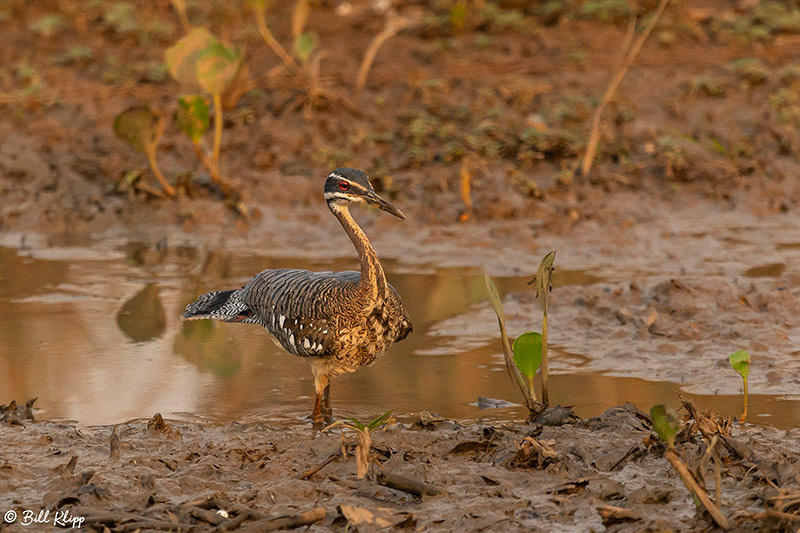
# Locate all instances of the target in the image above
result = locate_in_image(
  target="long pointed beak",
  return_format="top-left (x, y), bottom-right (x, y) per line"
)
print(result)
top-left (366, 191), bottom-right (406, 219)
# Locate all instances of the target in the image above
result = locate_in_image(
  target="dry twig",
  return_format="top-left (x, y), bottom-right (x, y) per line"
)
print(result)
top-left (356, 12), bottom-right (412, 91)
top-left (581, 0), bottom-right (670, 177)
top-left (665, 448), bottom-right (731, 530)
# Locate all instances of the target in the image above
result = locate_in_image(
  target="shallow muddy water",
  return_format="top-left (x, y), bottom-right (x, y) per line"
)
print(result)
top-left (0, 214), bottom-right (799, 428)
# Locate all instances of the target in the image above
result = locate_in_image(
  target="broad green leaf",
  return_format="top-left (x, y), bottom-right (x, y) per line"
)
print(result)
top-left (533, 250), bottom-right (556, 314)
top-left (165, 27), bottom-right (217, 85)
top-left (176, 95), bottom-right (210, 142)
top-left (512, 332), bottom-right (542, 380)
top-left (195, 42), bottom-right (241, 95)
top-left (294, 32), bottom-right (316, 64)
top-left (484, 273), bottom-right (506, 325)
top-left (366, 410), bottom-right (393, 431)
top-left (729, 350), bottom-right (751, 380)
top-left (113, 106), bottom-right (163, 155)
top-left (650, 404), bottom-right (680, 449)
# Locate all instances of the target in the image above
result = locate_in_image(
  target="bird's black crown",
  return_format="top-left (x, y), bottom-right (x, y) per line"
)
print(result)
top-left (325, 167), bottom-right (372, 194)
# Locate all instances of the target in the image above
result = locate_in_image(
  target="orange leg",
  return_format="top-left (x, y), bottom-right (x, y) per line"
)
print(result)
top-left (321, 382), bottom-right (332, 421)
top-left (311, 372), bottom-right (330, 426)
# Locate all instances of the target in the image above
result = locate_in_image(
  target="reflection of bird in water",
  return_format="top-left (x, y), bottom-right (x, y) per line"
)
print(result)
top-left (182, 168), bottom-right (412, 424)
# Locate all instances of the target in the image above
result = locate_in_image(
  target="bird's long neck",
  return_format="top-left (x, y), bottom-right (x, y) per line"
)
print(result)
top-left (329, 202), bottom-right (388, 302)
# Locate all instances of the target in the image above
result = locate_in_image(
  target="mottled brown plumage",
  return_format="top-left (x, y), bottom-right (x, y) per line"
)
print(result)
top-left (182, 168), bottom-right (411, 424)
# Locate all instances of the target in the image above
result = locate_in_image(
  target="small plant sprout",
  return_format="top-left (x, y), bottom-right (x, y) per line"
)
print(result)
top-left (729, 350), bottom-right (751, 423)
top-left (175, 94), bottom-right (233, 197)
top-left (484, 274), bottom-right (538, 411)
top-left (165, 28), bottom-right (242, 166)
top-left (650, 404), bottom-right (680, 449)
top-left (294, 32), bottom-right (316, 67)
top-left (528, 250), bottom-right (556, 405)
top-left (326, 410), bottom-right (394, 479)
top-left (195, 42), bottom-right (242, 166)
top-left (113, 106), bottom-right (175, 197)
top-left (165, 28), bottom-right (216, 86)
top-left (512, 332), bottom-right (542, 396)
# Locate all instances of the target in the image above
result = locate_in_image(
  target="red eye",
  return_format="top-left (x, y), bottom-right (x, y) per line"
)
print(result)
top-left (338, 181), bottom-right (350, 191)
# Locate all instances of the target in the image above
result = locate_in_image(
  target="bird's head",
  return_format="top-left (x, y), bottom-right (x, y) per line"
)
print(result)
top-left (324, 167), bottom-right (406, 219)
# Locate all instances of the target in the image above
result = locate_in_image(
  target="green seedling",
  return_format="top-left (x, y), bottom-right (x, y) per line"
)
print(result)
top-left (326, 410), bottom-right (394, 479)
top-left (176, 95), bottom-right (210, 142)
top-left (195, 41), bottom-right (242, 165)
top-left (512, 332), bottom-right (542, 395)
top-left (294, 32), bottom-right (316, 65)
top-left (485, 274), bottom-right (538, 410)
top-left (165, 28), bottom-right (216, 87)
top-left (176, 95), bottom-right (235, 196)
top-left (729, 350), bottom-right (750, 423)
top-left (529, 250), bottom-right (556, 405)
top-left (166, 29), bottom-right (243, 205)
top-left (113, 106), bottom-right (175, 197)
top-left (650, 404), bottom-right (680, 449)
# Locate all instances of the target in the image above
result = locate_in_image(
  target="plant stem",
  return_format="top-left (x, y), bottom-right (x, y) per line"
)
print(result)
top-left (499, 318), bottom-right (538, 407)
top-left (356, 14), bottom-right (409, 91)
top-left (740, 377), bottom-right (748, 423)
top-left (253, 7), bottom-right (297, 72)
top-left (212, 93), bottom-right (222, 167)
top-left (541, 311), bottom-right (549, 405)
top-left (193, 142), bottom-right (230, 192)
top-left (665, 448), bottom-right (731, 529)
top-left (581, 0), bottom-right (669, 177)
top-left (145, 147), bottom-right (176, 197)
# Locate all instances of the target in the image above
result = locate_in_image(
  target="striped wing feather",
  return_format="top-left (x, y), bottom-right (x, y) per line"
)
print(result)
top-left (240, 268), bottom-right (361, 357)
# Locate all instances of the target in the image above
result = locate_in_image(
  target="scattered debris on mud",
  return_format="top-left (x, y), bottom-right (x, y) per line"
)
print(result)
top-left (1, 400), bottom-right (798, 531)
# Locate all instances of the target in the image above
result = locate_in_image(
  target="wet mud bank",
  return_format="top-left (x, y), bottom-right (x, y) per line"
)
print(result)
top-left (1, 403), bottom-right (798, 532)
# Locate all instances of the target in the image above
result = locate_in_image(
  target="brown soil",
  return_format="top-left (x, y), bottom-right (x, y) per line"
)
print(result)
top-left (1, 403), bottom-right (799, 532)
top-left (1, 0), bottom-right (800, 530)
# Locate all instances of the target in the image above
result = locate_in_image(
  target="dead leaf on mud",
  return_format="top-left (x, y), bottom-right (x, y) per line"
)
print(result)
top-left (598, 504), bottom-right (641, 525)
top-left (530, 405), bottom-right (579, 426)
top-left (507, 437), bottom-right (558, 469)
top-left (446, 440), bottom-right (497, 457)
top-left (339, 505), bottom-right (395, 529)
top-left (147, 412), bottom-right (181, 439)
top-left (680, 396), bottom-right (732, 438)
top-left (1, 398), bottom-right (37, 425)
top-left (415, 411), bottom-right (446, 430)
top-left (376, 471), bottom-right (444, 498)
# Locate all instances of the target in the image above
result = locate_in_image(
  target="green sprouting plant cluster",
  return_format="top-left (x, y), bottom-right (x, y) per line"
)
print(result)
top-left (113, 24), bottom-right (245, 211)
top-left (326, 410), bottom-right (394, 479)
top-left (729, 350), bottom-right (751, 423)
top-left (485, 251), bottom-right (556, 417)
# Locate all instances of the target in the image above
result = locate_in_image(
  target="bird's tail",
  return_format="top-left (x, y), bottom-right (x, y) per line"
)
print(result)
top-left (181, 289), bottom-right (259, 324)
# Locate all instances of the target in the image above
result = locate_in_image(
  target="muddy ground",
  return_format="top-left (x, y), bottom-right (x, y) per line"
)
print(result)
top-left (1, 402), bottom-right (799, 532)
top-left (1, 0), bottom-right (800, 531)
